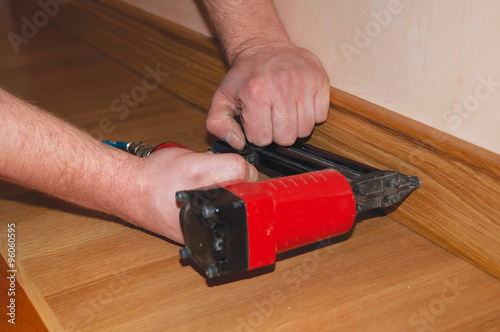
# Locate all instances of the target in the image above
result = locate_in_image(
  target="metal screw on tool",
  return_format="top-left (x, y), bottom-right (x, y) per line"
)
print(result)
top-left (176, 191), bottom-right (189, 203)
top-left (386, 179), bottom-right (400, 188)
top-left (205, 265), bottom-right (218, 278)
top-left (356, 204), bottom-right (365, 212)
top-left (383, 195), bottom-right (399, 205)
top-left (179, 247), bottom-right (192, 259)
top-left (354, 187), bottom-right (367, 195)
top-left (202, 206), bottom-right (216, 219)
top-left (213, 237), bottom-right (224, 252)
top-left (246, 153), bottom-right (256, 165)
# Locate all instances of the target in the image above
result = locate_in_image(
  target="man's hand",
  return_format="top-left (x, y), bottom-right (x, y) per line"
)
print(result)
top-left (0, 88), bottom-right (257, 244)
top-left (136, 148), bottom-right (257, 244)
top-left (201, 0), bottom-right (330, 150)
top-left (207, 41), bottom-right (330, 150)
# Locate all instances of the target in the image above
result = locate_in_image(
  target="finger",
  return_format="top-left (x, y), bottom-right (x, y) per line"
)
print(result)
top-left (272, 98), bottom-right (298, 146)
top-left (206, 91), bottom-right (246, 150)
top-left (202, 150), bottom-right (257, 181)
top-left (208, 153), bottom-right (258, 183)
top-left (297, 95), bottom-right (315, 138)
top-left (240, 99), bottom-right (273, 146)
top-left (314, 78), bottom-right (330, 124)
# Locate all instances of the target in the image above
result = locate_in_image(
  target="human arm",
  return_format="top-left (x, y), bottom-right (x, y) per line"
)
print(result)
top-left (0, 88), bottom-right (257, 243)
top-left (200, 0), bottom-right (330, 149)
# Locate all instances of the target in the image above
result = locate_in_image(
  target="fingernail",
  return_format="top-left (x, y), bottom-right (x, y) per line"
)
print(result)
top-left (222, 132), bottom-right (244, 149)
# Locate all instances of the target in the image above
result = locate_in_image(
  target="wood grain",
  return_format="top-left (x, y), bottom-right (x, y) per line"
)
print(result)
top-left (0, 257), bottom-right (48, 331)
top-left (1, 1), bottom-right (499, 331)
top-left (21, 0), bottom-right (226, 111)
top-left (16, 0), bottom-right (500, 279)
top-left (317, 88), bottom-right (500, 278)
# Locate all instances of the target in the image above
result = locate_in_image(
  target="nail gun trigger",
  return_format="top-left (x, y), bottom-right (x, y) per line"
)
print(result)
top-left (242, 151), bottom-right (259, 166)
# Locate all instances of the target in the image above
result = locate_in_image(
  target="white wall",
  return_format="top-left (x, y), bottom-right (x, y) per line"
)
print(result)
top-left (123, 0), bottom-right (500, 154)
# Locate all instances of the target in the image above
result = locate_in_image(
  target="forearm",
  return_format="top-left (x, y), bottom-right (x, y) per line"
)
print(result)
top-left (0, 88), bottom-right (144, 223)
top-left (200, 0), bottom-right (291, 65)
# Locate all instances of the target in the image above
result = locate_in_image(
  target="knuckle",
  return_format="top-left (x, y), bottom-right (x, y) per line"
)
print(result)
top-left (316, 108), bottom-right (329, 123)
top-left (247, 132), bottom-right (273, 147)
top-left (298, 124), bottom-right (313, 138)
top-left (313, 68), bottom-right (327, 82)
top-left (294, 69), bottom-right (309, 84)
top-left (271, 69), bottom-right (293, 94)
top-left (245, 77), bottom-right (265, 100)
top-left (315, 94), bottom-right (330, 123)
top-left (205, 112), bottom-right (226, 135)
top-left (318, 113), bottom-right (329, 123)
top-left (275, 135), bottom-right (296, 147)
top-left (273, 69), bottom-right (292, 84)
top-left (260, 136), bottom-right (274, 146)
top-left (205, 117), bottom-right (217, 132)
top-left (205, 120), bottom-right (222, 137)
top-left (188, 162), bottom-right (205, 182)
top-left (245, 125), bottom-right (273, 146)
top-left (273, 116), bottom-right (297, 144)
top-left (227, 154), bottom-right (249, 179)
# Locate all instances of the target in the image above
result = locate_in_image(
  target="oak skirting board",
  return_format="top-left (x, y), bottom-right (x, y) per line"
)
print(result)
top-left (16, 0), bottom-right (500, 278)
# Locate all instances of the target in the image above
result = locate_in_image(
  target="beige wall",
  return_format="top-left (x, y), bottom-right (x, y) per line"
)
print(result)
top-left (123, 0), bottom-right (500, 154)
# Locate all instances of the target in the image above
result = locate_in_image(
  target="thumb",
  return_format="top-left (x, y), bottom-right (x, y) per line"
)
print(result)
top-left (206, 93), bottom-right (246, 150)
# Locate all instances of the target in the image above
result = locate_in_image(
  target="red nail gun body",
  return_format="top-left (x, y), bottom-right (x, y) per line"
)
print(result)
top-left (176, 141), bottom-right (421, 278)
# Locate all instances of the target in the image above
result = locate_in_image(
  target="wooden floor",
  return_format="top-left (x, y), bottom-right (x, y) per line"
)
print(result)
top-left (0, 1), bottom-right (499, 331)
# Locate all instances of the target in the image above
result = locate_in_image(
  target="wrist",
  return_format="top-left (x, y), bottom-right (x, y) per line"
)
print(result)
top-left (201, 0), bottom-right (291, 66)
top-left (228, 38), bottom-right (293, 67)
top-left (105, 151), bottom-right (148, 226)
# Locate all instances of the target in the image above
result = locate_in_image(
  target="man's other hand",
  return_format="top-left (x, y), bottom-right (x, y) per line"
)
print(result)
top-left (206, 41), bottom-right (330, 150)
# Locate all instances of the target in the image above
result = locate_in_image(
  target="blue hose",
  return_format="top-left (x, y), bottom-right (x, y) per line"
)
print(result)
top-left (101, 140), bottom-right (129, 151)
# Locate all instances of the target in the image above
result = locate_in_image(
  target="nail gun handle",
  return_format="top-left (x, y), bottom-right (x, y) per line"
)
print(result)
top-left (151, 142), bottom-right (191, 153)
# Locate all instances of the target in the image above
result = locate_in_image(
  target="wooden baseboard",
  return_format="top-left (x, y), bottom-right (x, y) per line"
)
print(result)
top-left (17, 0), bottom-right (500, 278)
